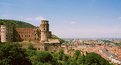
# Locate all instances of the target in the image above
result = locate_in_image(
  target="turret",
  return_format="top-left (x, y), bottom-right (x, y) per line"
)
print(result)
top-left (0, 22), bottom-right (14, 43)
top-left (1, 24), bottom-right (7, 42)
top-left (40, 20), bottom-right (49, 42)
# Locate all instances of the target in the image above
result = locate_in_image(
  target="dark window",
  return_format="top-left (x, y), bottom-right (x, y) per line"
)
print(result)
top-left (38, 48), bottom-right (40, 50)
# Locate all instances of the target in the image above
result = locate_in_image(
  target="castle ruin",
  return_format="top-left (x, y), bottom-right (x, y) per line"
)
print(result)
top-left (0, 20), bottom-right (52, 42)
top-left (0, 20), bottom-right (61, 51)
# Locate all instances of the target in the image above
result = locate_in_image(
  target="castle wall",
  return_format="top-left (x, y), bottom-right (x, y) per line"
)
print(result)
top-left (47, 31), bottom-right (52, 38)
top-left (15, 28), bottom-right (39, 41)
top-left (7, 24), bottom-right (14, 42)
top-left (44, 43), bottom-right (61, 52)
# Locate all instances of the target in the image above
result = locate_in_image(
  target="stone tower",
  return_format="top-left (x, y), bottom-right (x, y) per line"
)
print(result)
top-left (1, 24), bottom-right (7, 42)
top-left (0, 23), bottom-right (14, 42)
top-left (40, 20), bottom-right (49, 42)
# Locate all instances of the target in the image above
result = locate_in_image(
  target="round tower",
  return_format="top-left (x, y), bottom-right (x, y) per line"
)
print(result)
top-left (40, 20), bottom-right (49, 42)
top-left (1, 24), bottom-right (7, 42)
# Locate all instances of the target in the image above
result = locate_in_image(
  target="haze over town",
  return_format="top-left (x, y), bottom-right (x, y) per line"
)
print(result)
top-left (0, 0), bottom-right (121, 38)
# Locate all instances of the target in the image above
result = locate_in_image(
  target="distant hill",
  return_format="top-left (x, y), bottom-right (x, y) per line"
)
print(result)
top-left (0, 19), bottom-right (35, 28)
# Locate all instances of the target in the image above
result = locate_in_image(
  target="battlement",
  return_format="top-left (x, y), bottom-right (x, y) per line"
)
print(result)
top-left (41, 20), bottom-right (48, 24)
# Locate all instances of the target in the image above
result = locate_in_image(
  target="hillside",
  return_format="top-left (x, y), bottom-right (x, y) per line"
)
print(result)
top-left (0, 19), bottom-right (35, 28)
top-left (51, 34), bottom-right (65, 43)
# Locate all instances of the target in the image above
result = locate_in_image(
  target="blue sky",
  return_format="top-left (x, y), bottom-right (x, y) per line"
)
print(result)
top-left (0, 0), bottom-right (121, 38)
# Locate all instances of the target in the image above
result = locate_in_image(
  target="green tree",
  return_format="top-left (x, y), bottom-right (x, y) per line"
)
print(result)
top-left (74, 50), bottom-right (80, 60)
top-left (67, 57), bottom-right (78, 65)
top-left (0, 43), bottom-right (32, 65)
top-left (37, 51), bottom-right (53, 63)
top-left (27, 42), bottom-right (36, 50)
top-left (63, 54), bottom-right (69, 61)
top-left (85, 52), bottom-right (111, 65)
top-left (37, 51), bottom-right (59, 65)
top-left (58, 49), bottom-right (64, 60)
top-left (77, 55), bottom-right (85, 65)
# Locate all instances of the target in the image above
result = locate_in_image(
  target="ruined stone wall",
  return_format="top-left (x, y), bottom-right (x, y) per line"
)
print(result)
top-left (44, 43), bottom-right (61, 52)
top-left (47, 31), bottom-right (52, 38)
top-left (7, 24), bottom-right (14, 42)
top-left (15, 28), bottom-right (39, 41)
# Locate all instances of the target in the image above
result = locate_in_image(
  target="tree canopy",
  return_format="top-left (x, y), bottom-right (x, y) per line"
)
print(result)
top-left (0, 43), bottom-right (32, 65)
top-left (0, 42), bottom-right (113, 65)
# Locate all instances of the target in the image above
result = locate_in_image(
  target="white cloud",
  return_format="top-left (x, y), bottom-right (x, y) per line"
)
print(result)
top-left (35, 16), bottom-right (46, 21)
top-left (70, 21), bottom-right (77, 24)
top-left (1, 15), bottom-right (15, 20)
top-left (23, 16), bottom-right (46, 21)
top-left (1, 15), bottom-right (46, 21)
top-left (119, 17), bottom-right (121, 19)
top-left (1, 15), bottom-right (9, 18)
top-left (24, 17), bottom-right (33, 21)
top-left (0, 15), bottom-right (47, 26)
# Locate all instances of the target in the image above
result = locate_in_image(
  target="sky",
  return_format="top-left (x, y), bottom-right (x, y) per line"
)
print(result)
top-left (0, 0), bottom-right (121, 38)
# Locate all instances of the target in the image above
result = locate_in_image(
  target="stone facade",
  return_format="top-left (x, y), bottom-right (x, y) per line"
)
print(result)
top-left (14, 28), bottom-right (38, 41)
top-left (0, 20), bottom-right (52, 42)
